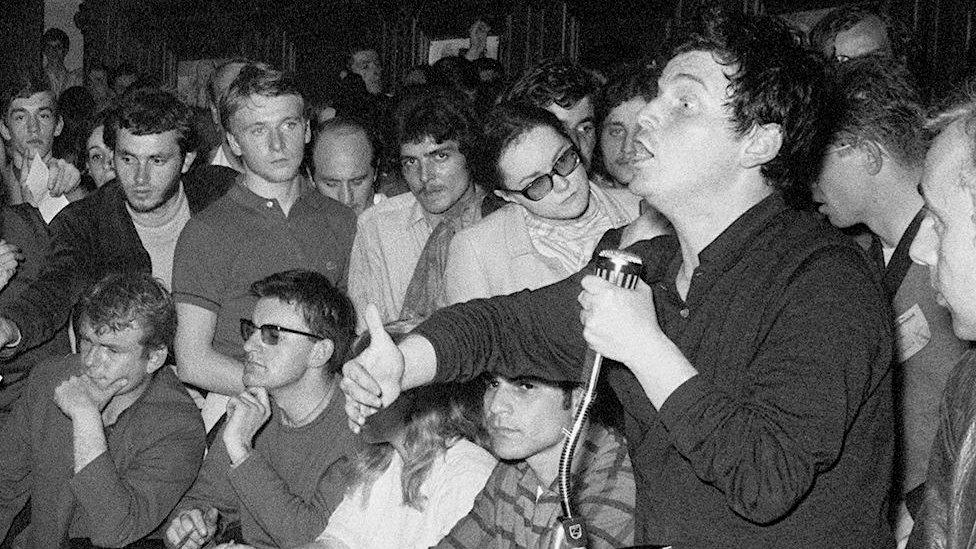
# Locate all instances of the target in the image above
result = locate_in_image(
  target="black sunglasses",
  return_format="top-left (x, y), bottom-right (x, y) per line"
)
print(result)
top-left (240, 318), bottom-right (324, 345)
top-left (502, 147), bottom-right (581, 202)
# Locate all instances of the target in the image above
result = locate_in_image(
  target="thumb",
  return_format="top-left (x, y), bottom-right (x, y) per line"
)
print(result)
top-left (204, 506), bottom-right (219, 526)
top-left (363, 304), bottom-right (391, 347)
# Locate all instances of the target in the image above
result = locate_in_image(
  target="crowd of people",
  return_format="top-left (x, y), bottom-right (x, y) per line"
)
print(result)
top-left (0, 3), bottom-right (974, 549)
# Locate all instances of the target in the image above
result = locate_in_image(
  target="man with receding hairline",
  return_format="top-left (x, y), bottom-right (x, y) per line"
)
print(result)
top-left (312, 119), bottom-right (382, 216)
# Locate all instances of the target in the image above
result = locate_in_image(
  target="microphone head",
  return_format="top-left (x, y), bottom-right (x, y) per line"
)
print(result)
top-left (593, 249), bottom-right (643, 288)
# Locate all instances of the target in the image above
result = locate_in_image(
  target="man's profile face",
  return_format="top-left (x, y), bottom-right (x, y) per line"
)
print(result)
top-left (828, 16), bottom-right (891, 61)
top-left (630, 51), bottom-right (745, 207)
top-left (546, 97), bottom-right (596, 168)
top-left (601, 96), bottom-right (649, 185)
top-left (909, 119), bottom-right (976, 340)
top-left (313, 127), bottom-right (376, 215)
top-left (350, 49), bottom-right (382, 95)
top-left (114, 128), bottom-right (192, 213)
top-left (227, 94), bottom-right (309, 185)
top-left (78, 320), bottom-right (161, 398)
top-left (242, 297), bottom-right (322, 390)
top-left (483, 376), bottom-right (574, 462)
top-left (400, 137), bottom-right (474, 215)
top-left (811, 140), bottom-right (870, 229)
top-left (0, 92), bottom-right (62, 160)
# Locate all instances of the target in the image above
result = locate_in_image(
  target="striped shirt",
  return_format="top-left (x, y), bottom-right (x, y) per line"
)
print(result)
top-left (435, 424), bottom-right (635, 549)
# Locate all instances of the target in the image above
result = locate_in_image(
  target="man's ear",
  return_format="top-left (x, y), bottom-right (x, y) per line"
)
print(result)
top-left (860, 140), bottom-right (884, 176)
top-left (227, 130), bottom-right (243, 157)
top-left (53, 115), bottom-right (64, 138)
top-left (740, 123), bottom-right (783, 169)
top-left (308, 338), bottom-right (335, 370)
top-left (181, 151), bottom-right (198, 174)
top-left (144, 346), bottom-right (168, 374)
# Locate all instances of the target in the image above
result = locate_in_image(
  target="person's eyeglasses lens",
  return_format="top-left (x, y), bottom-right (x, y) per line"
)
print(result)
top-left (522, 149), bottom-right (580, 201)
top-left (240, 319), bottom-right (281, 345)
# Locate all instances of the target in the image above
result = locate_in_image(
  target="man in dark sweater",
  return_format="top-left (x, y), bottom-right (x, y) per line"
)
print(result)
top-left (0, 273), bottom-right (205, 548)
top-left (342, 7), bottom-right (894, 548)
top-left (166, 270), bottom-right (360, 549)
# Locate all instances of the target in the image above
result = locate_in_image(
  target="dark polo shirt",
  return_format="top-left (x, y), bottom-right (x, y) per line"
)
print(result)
top-left (173, 180), bottom-right (356, 359)
top-left (416, 193), bottom-right (895, 548)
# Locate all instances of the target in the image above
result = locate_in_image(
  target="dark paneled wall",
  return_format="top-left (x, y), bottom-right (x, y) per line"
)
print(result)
top-left (0, 0), bottom-right (43, 84)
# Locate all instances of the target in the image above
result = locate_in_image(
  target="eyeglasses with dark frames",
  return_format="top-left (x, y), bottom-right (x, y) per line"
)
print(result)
top-left (501, 147), bottom-right (581, 202)
top-left (240, 318), bottom-right (324, 345)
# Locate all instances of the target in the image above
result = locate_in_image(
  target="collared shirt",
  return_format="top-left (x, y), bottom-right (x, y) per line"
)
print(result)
top-left (418, 193), bottom-right (894, 548)
top-left (435, 425), bottom-right (635, 549)
top-left (347, 192), bottom-right (433, 326)
top-left (174, 179), bottom-right (357, 359)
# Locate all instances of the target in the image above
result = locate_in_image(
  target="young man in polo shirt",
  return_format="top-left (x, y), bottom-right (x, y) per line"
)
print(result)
top-left (173, 62), bottom-right (357, 429)
top-left (343, 7), bottom-right (894, 548)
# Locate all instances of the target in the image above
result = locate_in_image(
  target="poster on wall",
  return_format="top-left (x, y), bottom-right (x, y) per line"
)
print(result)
top-left (428, 36), bottom-right (499, 64)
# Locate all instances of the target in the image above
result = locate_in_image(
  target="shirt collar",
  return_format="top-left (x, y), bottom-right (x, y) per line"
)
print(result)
top-left (694, 192), bottom-right (789, 275)
top-left (228, 175), bottom-right (314, 214)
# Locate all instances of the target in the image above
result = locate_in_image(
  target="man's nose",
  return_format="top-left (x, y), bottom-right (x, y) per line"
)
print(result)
top-left (419, 159), bottom-right (435, 183)
top-left (134, 161), bottom-right (150, 185)
top-left (26, 114), bottom-right (40, 134)
top-left (268, 128), bottom-right (285, 152)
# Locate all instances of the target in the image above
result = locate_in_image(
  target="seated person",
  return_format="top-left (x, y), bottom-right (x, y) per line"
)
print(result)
top-left (444, 103), bottom-right (647, 304)
top-left (306, 351), bottom-right (495, 549)
top-left (436, 371), bottom-right (635, 548)
top-left (165, 270), bottom-right (361, 549)
top-left (0, 272), bottom-right (206, 548)
top-left (312, 118), bottom-right (384, 216)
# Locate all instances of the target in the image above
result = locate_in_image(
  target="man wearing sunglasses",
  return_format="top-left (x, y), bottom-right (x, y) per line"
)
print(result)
top-left (167, 270), bottom-right (359, 549)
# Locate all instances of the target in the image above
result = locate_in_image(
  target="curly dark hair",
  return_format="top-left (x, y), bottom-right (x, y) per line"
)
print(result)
top-left (103, 87), bottom-right (198, 156)
top-left (500, 58), bottom-right (599, 110)
top-left (668, 6), bottom-right (833, 209)
top-left (394, 86), bottom-right (484, 180)
top-left (74, 273), bottom-right (176, 356)
top-left (481, 102), bottom-right (574, 192)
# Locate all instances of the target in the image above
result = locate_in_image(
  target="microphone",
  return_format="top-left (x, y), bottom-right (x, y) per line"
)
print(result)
top-left (554, 249), bottom-right (643, 548)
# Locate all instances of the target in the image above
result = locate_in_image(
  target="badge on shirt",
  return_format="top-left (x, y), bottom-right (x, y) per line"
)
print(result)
top-left (895, 303), bottom-right (931, 362)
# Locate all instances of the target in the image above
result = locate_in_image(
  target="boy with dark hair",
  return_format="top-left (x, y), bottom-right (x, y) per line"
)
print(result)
top-left (0, 272), bottom-right (205, 548)
top-left (500, 59), bottom-right (601, 167)
top-left (0, 69), bottom-right (82, 207)
top-left (166, 269), bottom-right (359, 549)
top-left (348, 87), bottom-right (484, 325)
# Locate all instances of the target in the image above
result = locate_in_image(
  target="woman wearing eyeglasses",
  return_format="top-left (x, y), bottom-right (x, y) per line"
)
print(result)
top-left (443, 103), bottom-right (645, 305)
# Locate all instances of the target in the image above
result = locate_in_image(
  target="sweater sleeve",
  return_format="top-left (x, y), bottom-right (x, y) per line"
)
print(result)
top-left (69, 404), bottom-right (206, 547)
top-left (0, 378), bottom-right (33, 541)
top-left (226, 448), bottom-right (344, 547)
top-left (0, 202), bottom-right (94, 352)
top-left (656, 247), bottom-right (892, 524)
top-left (416, 270), bottom-right (590, 387)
